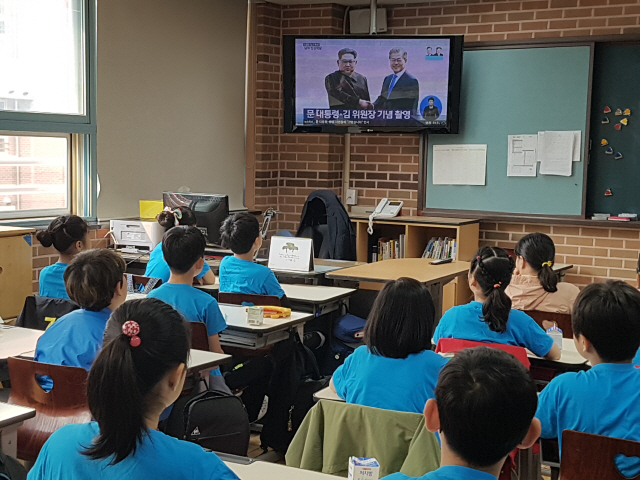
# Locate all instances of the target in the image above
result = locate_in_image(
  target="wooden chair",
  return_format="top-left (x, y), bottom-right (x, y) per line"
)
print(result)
top-left (561, 430), bottom-right (640, 480)
top-left (125, 274), bottom-right (162, 294)
top-left (524, 310), bottom-right (573, 338)
top-left (7, 357), bottom-right (91, 461)
top-left (218, 292), bottom-right (281, 307)
top-left (190, 321), bottom-right (210, 351)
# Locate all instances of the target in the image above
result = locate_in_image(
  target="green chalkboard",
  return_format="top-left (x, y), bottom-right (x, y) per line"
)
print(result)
top-left (426, 46), bottom-right (592, 216)
top-left (586, 44), bottom-right (640, 217)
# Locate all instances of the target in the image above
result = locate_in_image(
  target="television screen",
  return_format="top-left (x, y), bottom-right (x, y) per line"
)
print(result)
top-left (283, 35), bottom-right (463, 134)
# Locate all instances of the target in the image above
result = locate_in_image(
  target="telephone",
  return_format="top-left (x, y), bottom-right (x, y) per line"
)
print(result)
top-left (368, 198), bottom-right (403, 234)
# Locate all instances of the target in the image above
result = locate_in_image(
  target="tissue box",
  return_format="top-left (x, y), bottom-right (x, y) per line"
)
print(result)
top-left (139, 200), bottom-right (164, 219)
top-left (348, 457), bottom-right (380, 480)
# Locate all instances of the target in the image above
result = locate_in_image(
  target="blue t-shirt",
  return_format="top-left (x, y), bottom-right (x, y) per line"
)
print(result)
top-left (27, 422), bottom-right (239, 480)
top-left (634, 349), bottom-right (640, 366)
top-left (332, 345), bottom-right (448, 414)
top-left (383, 465), bottom-right (496, 480)
top-left (144, 242), bottom-right (211, 283)
top-left (38, 262), bottom-right (70, 300)
top-left (34, 308), bottom-right (111, 390)
top-left (433, 302), bottom-right (553, 357)
top-left (536, 363), bottom-right (640, 456)
top-left (219, 256), bottom-right (285, 298)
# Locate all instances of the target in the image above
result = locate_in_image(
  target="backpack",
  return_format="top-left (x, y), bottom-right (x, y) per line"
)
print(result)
top-left (16, 295), bottom-right (79, 331)
top-left (223, 355), bottom-right (275, 423)
top-left (163, 389), bottom-right (250, 456)
top-left (0, 450), bottom-right (26, 480)
top-left (259, 332), bottom-right (329, 452)
top-left (325, 313), bottom-right (366, 374)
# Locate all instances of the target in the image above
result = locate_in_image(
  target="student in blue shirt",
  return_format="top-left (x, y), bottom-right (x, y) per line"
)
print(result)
top-left (28, 298), bottom-right (239, 480)
top-left (330, 277), bottom-right (447, 414)
top-left (34, 249), bottom-right (127, 390)
top-left (36, 215), bottom-right (89, 300)
top-left (536, 280), bottom-right (640, 477)
top-left (148, 226), bottom-right (228, 390)
top-left (434, 246), bottom-right (561, 361)
top-left (383, 347), bottom-right (541, 480)
top-left (218, 212), bottom-right (287, 303)
top-left (145, 206), bottom-right (216, 285)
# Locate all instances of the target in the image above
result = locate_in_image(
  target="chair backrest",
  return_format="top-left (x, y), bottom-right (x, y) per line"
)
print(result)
top-left (561, 430), bottom-right (640, 480)
top-left (190, 321), bottom-right (210, 351)
top-left (435, 338), bottom-right (531, 370)
top-left (218, 292), bottom-right (281, 307)
top-left (524, 310), bottom-right (573, 338)
top-left (16, 295), bottom-right (79, 331)
top-left (7, 357), bottom-right (91, 461)
top-left (126, 274), bottom-right (162, 294)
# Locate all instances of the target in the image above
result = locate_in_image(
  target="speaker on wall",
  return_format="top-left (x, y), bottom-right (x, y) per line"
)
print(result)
top-left (348, 8), bottom-right (387, 34)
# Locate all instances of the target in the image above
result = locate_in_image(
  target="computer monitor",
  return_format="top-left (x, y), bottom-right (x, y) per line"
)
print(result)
top-left (162, 192), bottom-right (229, 246)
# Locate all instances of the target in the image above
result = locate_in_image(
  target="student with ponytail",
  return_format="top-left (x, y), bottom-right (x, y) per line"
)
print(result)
top-left (434, 246), bottom-right (561, 360)
top-left (36, 215), bottom-right (89, 299)
top-left (28, 298), bottom-right (239, 480)
top-left (506, 232), bottom-right (579, 314)
top-left (145, 206), bottom-right (216, 285)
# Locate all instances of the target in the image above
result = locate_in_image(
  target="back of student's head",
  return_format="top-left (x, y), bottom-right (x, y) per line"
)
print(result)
top-left (572, 280), bottom-right (640, 362)
top-left (84, 298), bottom-right (190, 464)
top-left (36, 215), bottom-right (88, 254)
top-left (515, 232), bottom-right (558, 293)
top-left (364, 277), bottom-right (435, 359)
top-left (156, 206), bottom-right (197, 230)
top-left (64, 249), bottom-right (125, 311)
top-left (161, 225), bottom-right (205, 273)
top-left (436, 347), bottom-right (537, 468)
top-left (470, 246), bottom-right (515, 333)
top-left (219, 212), bottom-right (260, 254)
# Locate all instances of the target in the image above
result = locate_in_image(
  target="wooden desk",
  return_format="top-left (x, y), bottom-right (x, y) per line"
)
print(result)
top-left (187, 349), bottom-right (231, 378)
top-left (225, 460), bottom-right (337, 479)
top-left (0, 226), bottom-right (35, 319)
top-left (553, 263), bottom-right (573, 281)
top-left (218, 304), bottom-right (313, 349)
top-left (313, 386), bottom-right (344, 403)
top-left (273, 259), bottom-right (363, 285)
top-left (527, 338), bottom-right (588, 366)
top-left (327, 259), bottom-right (471, 320)
top-left (0, 402), bottom-right (36, 457)
top-left (0, 326), bottom-right (44, 361)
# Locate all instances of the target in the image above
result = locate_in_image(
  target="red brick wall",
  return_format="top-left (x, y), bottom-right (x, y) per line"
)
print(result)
top-left (249, 1), bottom-right (640, 286)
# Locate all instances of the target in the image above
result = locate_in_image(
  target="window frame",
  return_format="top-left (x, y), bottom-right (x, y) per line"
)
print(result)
top-left (0, 0), bottom-right (97, 223)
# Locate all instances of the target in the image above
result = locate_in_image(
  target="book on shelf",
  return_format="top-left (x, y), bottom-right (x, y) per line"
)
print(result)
top-left (422, 236), bottom-right (457, 260)
top-left (372, 235), bottom-right (406, 261)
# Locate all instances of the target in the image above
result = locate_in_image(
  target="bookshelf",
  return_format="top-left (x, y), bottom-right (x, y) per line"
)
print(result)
top-left (350, 216), bottom-right (480, 308)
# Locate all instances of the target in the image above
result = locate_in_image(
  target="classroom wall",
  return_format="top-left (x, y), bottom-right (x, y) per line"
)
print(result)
top-left (96, 0), bottom-right (248, 219)
top-left (249, 0), bottom-right (640, 287)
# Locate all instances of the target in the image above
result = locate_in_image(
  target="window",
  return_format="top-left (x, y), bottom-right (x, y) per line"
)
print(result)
top-left (0, 0), bottom-right (96, 221)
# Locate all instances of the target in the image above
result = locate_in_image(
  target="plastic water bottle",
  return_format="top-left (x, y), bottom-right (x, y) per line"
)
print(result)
top-left (546, 325), bottom-right (563, 351)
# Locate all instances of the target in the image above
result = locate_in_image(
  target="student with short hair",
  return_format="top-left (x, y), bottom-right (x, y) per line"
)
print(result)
top-left (145, 206), bottom-right (216, 285)
top-left (536, 280), bottom-right (640, 476)
top-left (218, 212), bottom-right (286, 300)
top-left (383, 347), bottom-right (541, 480)
top-left (34, 249), bottom-right (127, 389)
top-left (36, 215), bottom-right (89, 299)
top-left (506, 232), bottom-right (579, 313)
top-left (147, 226), bottom-right (228, 386)
top-left (330, 278), bottom-right (447, 414)
top-left (28, 298), bottom-right (239, 480)
top-left (434, 246), bottom-right (561, 360)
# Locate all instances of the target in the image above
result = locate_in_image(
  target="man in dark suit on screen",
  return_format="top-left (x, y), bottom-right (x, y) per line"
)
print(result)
top-left (325, 48), bottom-right (372, 109)
top-left (374, 48), bottom-right (419, 114)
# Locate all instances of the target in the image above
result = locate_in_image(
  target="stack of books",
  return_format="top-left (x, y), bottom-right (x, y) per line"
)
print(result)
top-left (372, 234), bottom-right (405, 262)
top-left (422, 237), bottom-right (456, 260)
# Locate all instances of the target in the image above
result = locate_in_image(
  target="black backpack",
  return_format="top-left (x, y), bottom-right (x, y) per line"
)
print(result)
top-left (0, 450), bottom-right (26, 480)
top-left (163, 389), bottom-right (250, 456)
top-left (16, 295), bottom-right (79, 331)
top-left (259, 332), bottom-right (329, 452)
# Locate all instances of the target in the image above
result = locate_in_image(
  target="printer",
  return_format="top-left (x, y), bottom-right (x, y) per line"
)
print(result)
top-left (110, 219), bottom-right (164, 253)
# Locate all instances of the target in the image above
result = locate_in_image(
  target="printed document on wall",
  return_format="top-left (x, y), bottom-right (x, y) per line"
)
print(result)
top-left (539, 131), bottom-right (574, 176)
top-left (507, 134), bottom-right (537, 177)
top-left (432, 144), bottom-right (487, 185)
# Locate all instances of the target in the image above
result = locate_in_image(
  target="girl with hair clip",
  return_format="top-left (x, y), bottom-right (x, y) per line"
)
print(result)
top-left (506, 232), bottom-right (579, 314)
top-left (330, 277), bottom-right (448, 414)
top-left (433, 246), bottom-right (561, 361)
top-left (28, 298), bottom-right (239, 480)
top-left (36, 215), bottom-right (89, 299)
top-left (145, 206), bottom-right (216, 285)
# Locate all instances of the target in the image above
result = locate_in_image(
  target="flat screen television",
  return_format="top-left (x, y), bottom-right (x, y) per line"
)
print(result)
top-left (162, 192), bottom-right (229, 246)
top-left (283, 35), bottom-right (464, 134)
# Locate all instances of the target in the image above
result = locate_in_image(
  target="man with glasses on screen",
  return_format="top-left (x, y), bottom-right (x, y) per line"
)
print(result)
top-left (374, 48), bottom-right (419, 115)
top-left (325, 48), bottom-right (373, 109)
